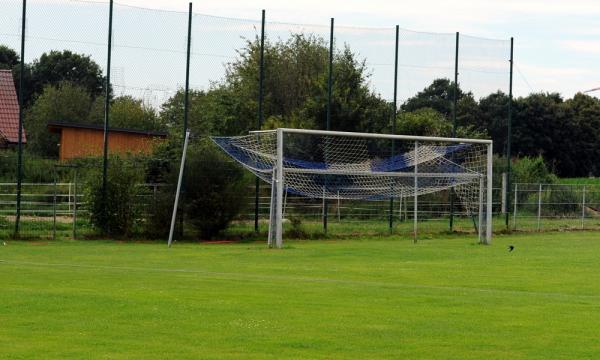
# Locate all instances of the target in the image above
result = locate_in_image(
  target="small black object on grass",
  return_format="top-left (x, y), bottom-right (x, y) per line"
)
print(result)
top-left (508, 245), bottom-right (515, 252)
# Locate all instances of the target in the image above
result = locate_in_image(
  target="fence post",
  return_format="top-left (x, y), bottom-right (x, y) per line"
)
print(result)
top-left (52, 168), bottom-right (57, 240)
top-left (537, 183), bottom-right (542, 231)
top-left (73, 169), bottom-right (77, 239)
top-left (322, 186), bottom-right (326, 224)
top-left (501, 172), bottom-right (507, 214)
top-left (582, 185), bottom-right (586, 230)
top-left (337, 190), bottom-right (341, 222)
top-left (513, 183), bottom-right (518, 230)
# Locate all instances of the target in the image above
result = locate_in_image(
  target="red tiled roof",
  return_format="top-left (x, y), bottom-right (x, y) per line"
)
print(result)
top-left (0, 70), bottom-right (26, 144)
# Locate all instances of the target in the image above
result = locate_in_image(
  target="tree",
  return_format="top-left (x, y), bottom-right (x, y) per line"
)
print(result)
top-left (0, 45), bottom-right (19, 70)
top-left (478, 91), bottom-right (509, 154)
top-left (25, 81), bottom-right (97, 157)
top-left (562, 93), bottom-right (600, 176)
top-left (109, 96), bottom-right (162, 131)
top-left (402, 78), bottom-right (465, 118)
top-left (26, 50), bottom-right (105, 106)
top-left (161, 33), bottom-right (391, 137)
top-left (395, 108), bottom-right (483, 138)
top-left (510, 93), bottom-right (570, 175)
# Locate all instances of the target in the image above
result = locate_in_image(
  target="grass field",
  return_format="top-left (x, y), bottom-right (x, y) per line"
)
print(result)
top-left (2, 232), bottom-right (600, 359)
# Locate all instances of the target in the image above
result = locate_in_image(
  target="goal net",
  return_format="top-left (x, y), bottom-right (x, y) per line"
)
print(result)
top-left (212, 128), bottom-right (493, 247)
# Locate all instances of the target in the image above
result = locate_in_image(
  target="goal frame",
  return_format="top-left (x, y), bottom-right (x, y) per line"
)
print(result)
top-left (261, 128), bottom-right (494, 248)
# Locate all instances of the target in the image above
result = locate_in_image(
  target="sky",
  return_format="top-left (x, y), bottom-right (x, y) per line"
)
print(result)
top-left (1, 0), bottom-right (599, 104)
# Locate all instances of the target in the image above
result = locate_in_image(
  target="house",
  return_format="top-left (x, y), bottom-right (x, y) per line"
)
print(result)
top-left (0, 69), bottom-right (26, 148)
top-left (48, 122), bottom-right (167, 161)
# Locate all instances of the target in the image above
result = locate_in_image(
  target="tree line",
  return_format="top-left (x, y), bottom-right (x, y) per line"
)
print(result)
top-left (2, 35), bottom-right (599, 179)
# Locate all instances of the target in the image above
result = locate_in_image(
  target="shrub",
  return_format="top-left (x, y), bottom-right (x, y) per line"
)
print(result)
top-left (181, 142), bottom-right (248, 239)
top-left (86, 156), bottom-right (144, 237)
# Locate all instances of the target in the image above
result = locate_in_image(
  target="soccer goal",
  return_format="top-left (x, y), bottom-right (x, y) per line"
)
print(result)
top-left (212, 128), bottom-right (493, 248)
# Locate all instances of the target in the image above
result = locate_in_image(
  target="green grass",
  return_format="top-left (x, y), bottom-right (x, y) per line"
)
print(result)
top-left (2, 232), bottom-right (600, 359)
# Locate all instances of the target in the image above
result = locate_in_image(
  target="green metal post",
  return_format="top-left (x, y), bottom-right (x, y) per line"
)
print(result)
top-left (183, 2), bottom-right (192, 138)
top-left (324, 17), bottom-right (334, 233)
top-left (327, 18), bottom-right (334, 132)
top-left (14, 0), bottom-right (26, 236)
top-left (506, 37), bottom-right (514, 227)
top-left (389, 25), bottom-right (399, 233)
top-left (102, 0), bottom-right (114, 208)
top-left (449, 31), bottom-right (459, 231)
top-left (183, 3), bottom-right (192, 138)
top-left (255, 9), bottom-right (266, 233)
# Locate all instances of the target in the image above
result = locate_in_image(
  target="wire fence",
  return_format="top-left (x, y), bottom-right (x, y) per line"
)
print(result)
top-left (1, 1), bottom-right (517, 240)
top-left (3, 181), bottom-right (600, 240)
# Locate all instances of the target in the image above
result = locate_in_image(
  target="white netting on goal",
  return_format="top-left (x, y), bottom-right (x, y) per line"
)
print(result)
top-left (212, 130), bottom-right (489, 216)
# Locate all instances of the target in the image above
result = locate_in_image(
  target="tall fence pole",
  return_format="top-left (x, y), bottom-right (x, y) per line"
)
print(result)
top-left (183, 2), bottom-right (192, 138)
top-left (14, 0), bottom-right (27, 236)
top-left (449, 31), bottom-right (459, 232)
top-left (389, 25), bottom-right (399, 233)
top-left (102, 0), bottom-right (114, 211)
top-left (255, 9), bottom-right (266, 233)
top-left (505, 37), bottom-right (514, 228)
top-left (324, 17), bottom-right (334, 234)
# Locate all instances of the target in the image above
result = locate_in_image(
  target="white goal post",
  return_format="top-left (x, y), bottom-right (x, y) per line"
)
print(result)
top-left (213, 128), bottom-right (493, 248)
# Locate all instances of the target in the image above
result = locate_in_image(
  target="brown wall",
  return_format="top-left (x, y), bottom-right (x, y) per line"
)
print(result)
top-left (58, 128), bottom-right (164, 161)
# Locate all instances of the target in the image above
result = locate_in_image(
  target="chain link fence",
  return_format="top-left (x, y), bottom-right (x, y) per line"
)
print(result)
top-left (1, 1), bottom-right (520, 240)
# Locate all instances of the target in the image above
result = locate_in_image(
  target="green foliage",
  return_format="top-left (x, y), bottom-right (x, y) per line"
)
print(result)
top-left (108, 96), bottom-right (163, 131)
top-left (25, 81), bottom-right (98, 157)
top-left (181, 142), bottom-right (249, 239)
top-left (395, 108), bottom-right (483, 138)
top-left (493, 155), bottom-right (557, 188)
top-left (0, 45), bottom-right (19, 70)
top-left (26, 50), bottom-right (105, 105)
top-left (512, 156), bottom-right (557, 185)
top-left (402, 78), bottom-right (466, 118)
top-left (0, 150), bottom-right (61, 183)
top-left (285, 215), bottom-right (309, 239)
top-left (86, 156), bottom-right (144, 237)
top-left (160, 33), bottom-right (390, 137)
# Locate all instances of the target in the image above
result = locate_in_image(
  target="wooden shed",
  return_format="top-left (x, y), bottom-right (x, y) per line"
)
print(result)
top-left (48, 122), bottom-right (167, 161)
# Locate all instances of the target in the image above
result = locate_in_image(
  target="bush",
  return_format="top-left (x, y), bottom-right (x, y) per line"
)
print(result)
top-left (86, 156), bottom-right (144, 237)
top-left (181, 142), bottom-right (248, 239)
top-left (493, 155), bottom-right (557, 187)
